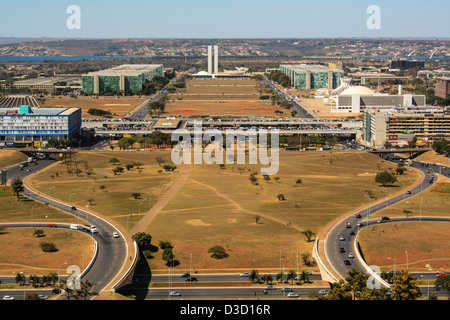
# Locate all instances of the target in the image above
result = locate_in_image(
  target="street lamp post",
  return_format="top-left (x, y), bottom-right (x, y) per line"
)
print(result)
top-left (58, 261), bottom-right (68, 291)
top-left (387, 257), bottom-right (397, 275)
top-left (31, 204), bottom-right (37, 228)
top-left (364, 195), bottom-right (371, 226)
top-left (405, 251), bottom-right (408, 271)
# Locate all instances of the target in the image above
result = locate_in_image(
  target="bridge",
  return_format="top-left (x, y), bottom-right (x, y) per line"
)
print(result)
top-left (368, 147), bottom-right (432, 158)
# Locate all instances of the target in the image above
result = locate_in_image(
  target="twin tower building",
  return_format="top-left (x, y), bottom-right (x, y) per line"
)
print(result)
top-left (207, 45), bottom-right (219, 75)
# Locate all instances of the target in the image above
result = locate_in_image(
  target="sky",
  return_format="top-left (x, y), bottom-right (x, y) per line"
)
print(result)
top-left (1, 0), bottom-right (449, 39)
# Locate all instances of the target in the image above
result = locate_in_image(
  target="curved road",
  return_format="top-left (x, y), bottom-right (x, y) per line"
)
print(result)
top-left (4, 160), bottom-right (128, 297)
top-left (324, 157), bottom-right (450, 282)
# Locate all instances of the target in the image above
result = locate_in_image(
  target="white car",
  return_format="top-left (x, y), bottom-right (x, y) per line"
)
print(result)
top-left (318, 289), bottom-right (328, 294)
top-left (339, 235), bottom-right (345, 241)
top-left (239, 272), bottom-right (250, 277)
top-left (348, 253), bottom-right (354, 258)
top-left (287, 292), bottom-right (299, 298)
top-left (38, 294), bottom-right (48, 300)
top-left (169, 291), bottom-right (181, 296)
top-left (113, 232), bottom-right (119, 238)
top-left (2, 295), bottom-right (15, 300)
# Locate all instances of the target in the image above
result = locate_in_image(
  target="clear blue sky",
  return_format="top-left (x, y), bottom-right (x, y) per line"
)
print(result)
top-left (1, 0), bottom-right (449, 38)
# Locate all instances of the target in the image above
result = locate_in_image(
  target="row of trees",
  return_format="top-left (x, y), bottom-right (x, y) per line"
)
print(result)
top-left (265, 71), bottom-right (291, 88)
top-left (247, 269), bottom-right (312, 285)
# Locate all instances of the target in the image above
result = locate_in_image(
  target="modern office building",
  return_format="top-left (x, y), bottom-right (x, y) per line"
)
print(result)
top-left (279, 64), bottom-right (344, 90)
top-left (82, 64), bottom-right (163, 95)
top-left (362, 108), bottom-right (450, 147)
top-left (435, 77), bottom-right (450, 99)
top-left (0, 106), bottom-right (82, 146)
top-left (389, 59), bottom-right (425, 70)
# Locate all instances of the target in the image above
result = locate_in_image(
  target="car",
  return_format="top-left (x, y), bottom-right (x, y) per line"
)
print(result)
top-left (71, 206), bottom-right (77, 211)
top-left (344, 260), bottom-right (351, 265)
top-left (180, 273), bottom-right (191, 278)
top-left (113, 232), bottom-right (119, 238)
top-left (264, 285), bottom-right (276, 290)
top-left (355, 214), bottom-right (361, 218)
top-left (348, 253), bottom-right (354, 258)
top-left (356, 222), bottom-right (363, 227)
top-left (381, 217), bottom-right (390, 221)
top-left (345, 222), bottom-right (351, 228)
top-left (2, 295), bottom-right (14, 300)
top-left (48, 224), bottom-right (57, 227)
top-left (406, 191), bottom-right (411, 194)
top-left (287, 292), bottom-right (299, 298)
top-left (339, 235), bottom-right (345, 241)
top-left (349, 231), bottom-right (355, 236)
top-left (426, 170), bottom-right (430, 173)
top-left (185, 277), bottom-right (198, 282)
top-left (318, 289), bottom-right (328, 294)
top-left (340, 247), bottom-right (345, 253)
top-left (38, 294), bottom-right (48, 300)
top-left (377, 219), bottom-right (385, 223)
top-left (281, 287), bottom-right (293, 292)
top-left (169, 291), bottom-right (181, 296)
top-left (52, 288), bottom-right (61, 294)
top-left (436, 273), bottom-right (448, 278)
top-left (239, 272), bottom-right (251, 277)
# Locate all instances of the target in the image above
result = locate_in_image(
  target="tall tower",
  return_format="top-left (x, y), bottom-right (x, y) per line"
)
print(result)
top-left (207, 45), bottom-right (219, 75)
top-left (214, 45), bottom-right (219, 75)
top-left (207, 46), bottom-right (213, 75)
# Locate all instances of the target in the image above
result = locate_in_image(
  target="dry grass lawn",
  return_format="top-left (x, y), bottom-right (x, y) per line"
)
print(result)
top-left (0, 228), bottom-right (94, 275)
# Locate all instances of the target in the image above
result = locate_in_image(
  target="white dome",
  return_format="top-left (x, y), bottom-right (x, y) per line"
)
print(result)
top-left (196, 71), bottom-right (210, 75)
top-left (340, 86), bottom-right (374, 96)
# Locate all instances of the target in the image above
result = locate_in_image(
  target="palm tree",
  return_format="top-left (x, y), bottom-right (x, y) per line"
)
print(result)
top-left (287, 270), bottom-right (297, 284)
top-left (262, 274), bottom-right (273, 285)
top-left (299, 271), bottom-right (310, 284)
top-left (391, 271), bottom-right (422, 300)
top-left (79, 279), bottom-right (98, 300)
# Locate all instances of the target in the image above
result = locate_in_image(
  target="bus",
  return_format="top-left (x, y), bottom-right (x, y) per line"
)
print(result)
top-left (19, 161), bottom-right (28, 168)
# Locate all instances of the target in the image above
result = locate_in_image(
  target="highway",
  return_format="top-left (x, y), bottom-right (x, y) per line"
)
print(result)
top-left (3, 160), bottom-right (128, 300)
top-left (324, 156), bottom-right (450, 283)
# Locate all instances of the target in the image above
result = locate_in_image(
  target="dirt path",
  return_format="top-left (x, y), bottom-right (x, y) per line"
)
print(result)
top-left (127, 164), bottom-right (192, 236)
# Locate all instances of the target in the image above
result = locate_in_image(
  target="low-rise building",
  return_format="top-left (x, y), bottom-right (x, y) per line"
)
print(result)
top-left (0, 106), bottom-right (81, 147)
top-left (435, 77), bottom-right (450, 99)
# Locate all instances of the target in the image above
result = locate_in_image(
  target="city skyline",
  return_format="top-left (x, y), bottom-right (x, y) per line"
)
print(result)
top-left (1, 0), bottom-right (450, 39)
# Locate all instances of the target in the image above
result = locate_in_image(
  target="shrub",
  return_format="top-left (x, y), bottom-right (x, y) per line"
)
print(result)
top-left (40, 242), bottom-right (58, 252)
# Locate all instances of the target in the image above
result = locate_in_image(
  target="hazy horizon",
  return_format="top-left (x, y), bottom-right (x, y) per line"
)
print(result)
top-left (1, 1), bottom-right (449, 39)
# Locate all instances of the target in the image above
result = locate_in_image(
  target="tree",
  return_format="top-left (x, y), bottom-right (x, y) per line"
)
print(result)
top-left (40, 241), bottom-right (58, 252)
top-left (277, 193), bottom-right (286, 201)
top-left (109, 158), bottom-right (120, 165)
top-left (132, 192), bottom-right (141, 199)
top-left (287, 270), bottom-right (297, 284)
top-left (15, 272), bottom-right (26, 285)
top-left (132, 232), bottom-right (152, 250)
top-left (435, 275), bottom-right (450, 300)
top-left (298, 270), bottom-right (310, 284)
top-left (375, 171), bottom-right (397, 186)
top-left (155, 156), bottom-right (166, 167)
top-left (262, 274), bottom-right (273, 284)
top-left (79, 279), bottom-right (98, 300)
top-left (208, 245), bottom-right (229, 259)
top-left (162, 247), bottom-right (175, 266)
top-left (249, 269), bottom-right (260, 284)
top-left (11, 179), bottom-right (24, 201)
top-left (254, 215), bottom-right (261, 224)
top-left (125, 164), bottom-right (134, 171)
top-left (301, 230), bottom-right (316, 242)
top-left (391, 271), bottom-right (421, 300)
top-left (33, 229), bottom-right (45, 237)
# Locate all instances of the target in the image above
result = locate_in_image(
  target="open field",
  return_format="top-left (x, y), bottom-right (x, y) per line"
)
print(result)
top-left (298, 98), bottom-right (361, 120)
top-left (28, 151), bottom-right (175, 231)
top-left (359, 222), bottom-right (450, 272)
top-left (144, 151), bottom-right (421, 272)
top-left (0, 186), bottom-right (81, 224)
top-left (0, 228), bottom-right (94, 275)
top-left (42, 96), bottom-right (148, 118)
top-left (0, 150), bottom-right (28, 168)
top-left (359, 175), bottom-right (450, 271)
top-left (416, 150), bottom-right (450, 166)
top-left (165, 78), bottom-right (287, 117)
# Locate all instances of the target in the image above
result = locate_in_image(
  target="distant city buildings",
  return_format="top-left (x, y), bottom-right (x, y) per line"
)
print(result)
top-left (279, 64), bottom-right (344, 90)
top-left (435, 77), bottom-right (450, 99)
top-left (82, 64), bottom-right (163, 95)
top-left (0, 106), bottom-right (81, 146)
top-left (389, 59), bottom-right (425, 70)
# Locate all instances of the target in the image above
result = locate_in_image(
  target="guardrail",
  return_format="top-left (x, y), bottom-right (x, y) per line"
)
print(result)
top-left (111, 240), bottom-right (139, 293)
top-left (313, 238), bottom-right (340, 283)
